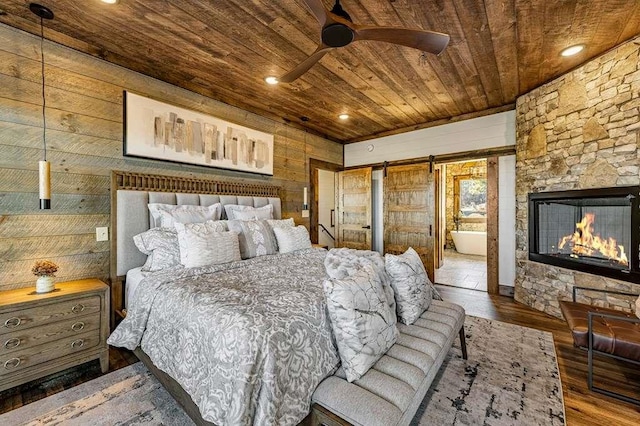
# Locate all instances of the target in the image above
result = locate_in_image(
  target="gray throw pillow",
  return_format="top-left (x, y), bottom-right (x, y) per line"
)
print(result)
top-left (385, 247), bottom-right (433, 325)
top-left (227, 220), bottom-right (278, 259)
top-left (133, 227), bottom-right (181, 272)
top-left (272, 225), bottom-right (312, 253)
top-left (265, 218), bottom-right (295, 250)
top-left (324, 248), bottom-right (396, 321)
top-left (324, 263), bottom-right (399, 382)
top-left (174, 221), bottom-right (240, 268)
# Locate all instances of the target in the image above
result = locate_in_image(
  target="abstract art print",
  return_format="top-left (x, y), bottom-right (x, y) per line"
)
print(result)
top-left (124, 91), bottom-right (274, 175)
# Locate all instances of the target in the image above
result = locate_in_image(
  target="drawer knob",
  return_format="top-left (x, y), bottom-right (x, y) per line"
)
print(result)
top-left (71, 339), bottom-right (85, 349)
top-left (3, 317), bottom-right (21, 328)
top-left (3, 338), bottom-right (21, 350)
top-left (71, 321), bottom-right (85, 332)
top-left (71, 304), bottom-right (85, 314)
top-left (4, 357), bottom-right (21, 369)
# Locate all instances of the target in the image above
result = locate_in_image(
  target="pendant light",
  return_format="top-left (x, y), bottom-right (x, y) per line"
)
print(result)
top-left (30, 3), bottom-right (54, 210)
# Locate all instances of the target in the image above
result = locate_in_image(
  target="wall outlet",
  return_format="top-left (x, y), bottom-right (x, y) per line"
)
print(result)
top-left (302, 210), bottom-right (310, 218)
top-left (96, 227), bottom-right (109, 242)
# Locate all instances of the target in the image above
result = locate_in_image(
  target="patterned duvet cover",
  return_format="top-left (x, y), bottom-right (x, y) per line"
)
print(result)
top-left (108, 248), bottom-right (339, 426)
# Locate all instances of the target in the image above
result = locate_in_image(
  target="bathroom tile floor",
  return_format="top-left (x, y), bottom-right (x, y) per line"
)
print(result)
top-left (435, 249), bottom-right (487, 291)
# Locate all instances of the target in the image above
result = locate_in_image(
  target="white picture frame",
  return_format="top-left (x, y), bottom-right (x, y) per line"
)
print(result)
top-left (123, 91), bottom-right (274, 176)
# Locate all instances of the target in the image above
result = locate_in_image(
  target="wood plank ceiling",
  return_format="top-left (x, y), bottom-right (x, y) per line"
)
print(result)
top-left (1, 0), bottom-right (639, 143)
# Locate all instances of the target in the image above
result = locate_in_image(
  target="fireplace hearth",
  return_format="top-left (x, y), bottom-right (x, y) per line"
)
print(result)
top-left (528, 187), bottom-right (640, 283)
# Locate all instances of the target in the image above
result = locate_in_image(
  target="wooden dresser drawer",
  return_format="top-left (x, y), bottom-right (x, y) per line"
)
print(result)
top-left (0, 314), bottom-right (101, 355)
top-left (0, 330), bottom-right (100, 377)
top-left (0, 279), bottom-right (109, 392)
top-left (0, 295), bottom-right (101, 335)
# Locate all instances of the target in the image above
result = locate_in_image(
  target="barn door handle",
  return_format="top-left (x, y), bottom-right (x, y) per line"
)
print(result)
top-left (429, 225), bottom-right (432, 236)
top-left (362, 225), bottom-right (371, 229)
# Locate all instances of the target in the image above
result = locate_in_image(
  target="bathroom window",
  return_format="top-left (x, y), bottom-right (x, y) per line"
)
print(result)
top-left (454, 175), bottom-right (487, 222)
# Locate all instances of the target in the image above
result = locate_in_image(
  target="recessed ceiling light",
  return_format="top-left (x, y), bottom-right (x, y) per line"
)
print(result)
top-left (561, 44), bottom-right (585, 57)
top-left (264, 76), bottom-right (279, 85)
top-left (101, 0), bottom-right (118, 4)
top-left (338, 113), bottom-right (349, 120)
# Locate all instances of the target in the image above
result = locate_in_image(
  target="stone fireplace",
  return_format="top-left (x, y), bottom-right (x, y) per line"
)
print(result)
top-left (515, 36), bottom-right (640, 318)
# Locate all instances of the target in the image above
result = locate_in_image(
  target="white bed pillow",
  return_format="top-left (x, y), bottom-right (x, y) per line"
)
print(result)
top-left (273, 225), bottom-right (312, 253)
top-left (265, 218), bottom-right (295, 250)
top-left (324, 263), bottom-right (399, 382)
top-left (385, 247), bottom-right (433, 325)
top-left (266, 217), bottom-right (295, 229)
top-left (132, 227), bottom-right (181, 272)
top-left (148, 203), bottom-right (222, 228)
top-left (224, 204), bottom-right (273, 220)
top-left (174, 220), bottom-right (240, 268)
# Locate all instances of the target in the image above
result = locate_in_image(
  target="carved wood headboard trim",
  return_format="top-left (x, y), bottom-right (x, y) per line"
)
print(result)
top-left (108, 170), bottom-right (281, 328)
top-left (113, 171), bottom-right (280, 197)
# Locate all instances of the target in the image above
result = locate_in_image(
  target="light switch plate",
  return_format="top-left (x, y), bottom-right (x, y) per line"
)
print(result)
top-left (96, 227), bottom-right (109, 242)
top-left (302, 210), bottom-right (310, 218)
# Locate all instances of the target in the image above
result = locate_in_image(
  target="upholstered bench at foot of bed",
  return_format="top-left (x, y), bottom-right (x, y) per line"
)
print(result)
top-left (311, 300), bottom-right (466, 426)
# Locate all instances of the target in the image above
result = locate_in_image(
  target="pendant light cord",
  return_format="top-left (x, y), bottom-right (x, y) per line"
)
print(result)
top-left (40, 16), bottom-right (47, 161)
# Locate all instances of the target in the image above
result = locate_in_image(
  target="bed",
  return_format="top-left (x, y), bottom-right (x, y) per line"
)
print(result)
top-left (107, 171), bottom-right (339, 426)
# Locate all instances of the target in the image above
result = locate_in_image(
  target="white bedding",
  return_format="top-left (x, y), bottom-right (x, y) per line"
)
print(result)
top-left (125, 267), bottom-right (146, 310)
top-left (109, 249), bottom-right (339, 425)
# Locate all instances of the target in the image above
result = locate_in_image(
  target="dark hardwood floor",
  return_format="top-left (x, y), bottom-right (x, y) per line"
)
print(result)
top-left (1, 285), bottom-right (639, 425)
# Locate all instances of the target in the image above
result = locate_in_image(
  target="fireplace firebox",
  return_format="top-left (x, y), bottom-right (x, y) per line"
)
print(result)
top-left (528, 187), bottom-right (640, 283)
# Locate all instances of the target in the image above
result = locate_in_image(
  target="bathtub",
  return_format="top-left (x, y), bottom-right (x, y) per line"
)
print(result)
top-left (451, 231), bottom-right (487, 256)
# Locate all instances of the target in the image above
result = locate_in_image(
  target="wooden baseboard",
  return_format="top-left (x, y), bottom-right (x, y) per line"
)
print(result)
top-left (499, 285), bottom-right (515, 297)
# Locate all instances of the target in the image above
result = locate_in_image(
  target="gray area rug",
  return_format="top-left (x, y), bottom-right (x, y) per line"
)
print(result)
top-left (1, 316), bottom-right (565, 426)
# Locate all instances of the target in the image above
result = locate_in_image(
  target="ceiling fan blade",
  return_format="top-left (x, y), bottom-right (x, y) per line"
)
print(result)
top-left (278, 45), bottom-right (333, 83)
top-left (300, 0), bottom-right (331, 25)
top-left (354, 27), bottom-right (450, 55)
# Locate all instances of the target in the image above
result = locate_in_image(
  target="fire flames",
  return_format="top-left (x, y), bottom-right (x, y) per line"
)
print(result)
top-left (558, 213), bottom-right (628, 266)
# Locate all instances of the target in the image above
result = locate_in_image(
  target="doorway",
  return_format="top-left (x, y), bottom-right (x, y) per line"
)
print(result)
top-left (317, 169), bottom-right (336, 248)
top-left (435, 159), bottom-right (488, 291)
top-left (310, 159), bottom-right (342, 248)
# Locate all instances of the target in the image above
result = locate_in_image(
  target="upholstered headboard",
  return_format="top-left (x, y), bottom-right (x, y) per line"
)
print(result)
top-left (109, 171), bottom-right (281, 324)
top-left (116, 191), bottom-right (281, 276)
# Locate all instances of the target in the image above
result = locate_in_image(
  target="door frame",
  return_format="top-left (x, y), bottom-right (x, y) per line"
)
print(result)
top-left (346, 149), bottom-right (506, 295)
top-left (309, 158), bottom-right (343, 244)
top-left (438, 156), bottom-right (499, 295)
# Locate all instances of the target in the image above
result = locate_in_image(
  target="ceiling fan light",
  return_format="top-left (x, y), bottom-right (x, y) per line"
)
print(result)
top-left (264, 76), bottom-right (279, 85)
top-left (100, 0), bottom-right (119, 4)
top-left (338, 113), bottom-right (349, 120)
top-left (561, 44), bottom-right (585, 57)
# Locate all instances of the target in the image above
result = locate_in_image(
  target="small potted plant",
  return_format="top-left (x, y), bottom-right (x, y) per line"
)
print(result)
top-left (32, 260), bottom-right (59, 293)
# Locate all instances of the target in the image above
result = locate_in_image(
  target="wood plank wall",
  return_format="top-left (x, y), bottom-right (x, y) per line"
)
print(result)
top-left (0, 24), bottom-right (343, 292)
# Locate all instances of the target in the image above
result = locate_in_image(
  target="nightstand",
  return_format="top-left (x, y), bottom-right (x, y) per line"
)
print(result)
top-left (0, 279), bottom-right (109, 392)
top-left (312, 243), bottom-right (329, 249)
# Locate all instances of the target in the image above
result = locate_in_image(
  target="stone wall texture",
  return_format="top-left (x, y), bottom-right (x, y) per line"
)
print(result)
top-left (445, 159), bottom-right (487, 250)
top-left (515, 37), bottom-right (640, 318)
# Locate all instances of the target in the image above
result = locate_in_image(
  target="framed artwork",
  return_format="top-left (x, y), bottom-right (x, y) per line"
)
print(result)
top-left (123, 91), bottom-right (274, 175)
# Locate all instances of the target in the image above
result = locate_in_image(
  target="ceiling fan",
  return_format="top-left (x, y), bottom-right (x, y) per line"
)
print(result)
top-left (272, 0), bottom-right (450, 83)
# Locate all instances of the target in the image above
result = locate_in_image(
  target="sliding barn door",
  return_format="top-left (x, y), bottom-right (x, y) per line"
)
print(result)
top-left (384, 164), bottom-right (436, 281)
top-left (335, 167), bottom-right (372, 250)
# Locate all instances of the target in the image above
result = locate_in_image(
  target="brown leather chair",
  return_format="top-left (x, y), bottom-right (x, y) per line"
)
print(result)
top-left (559, 286), bottom-right (640, 405)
